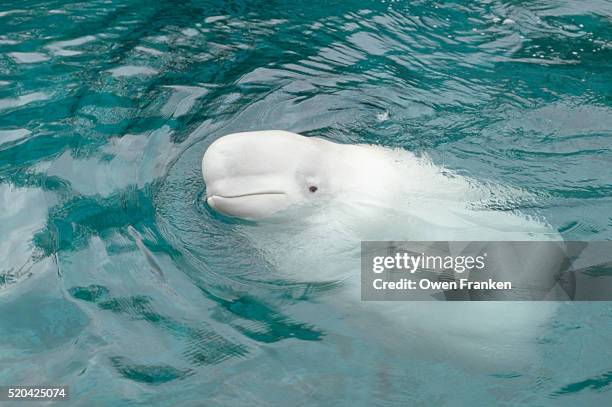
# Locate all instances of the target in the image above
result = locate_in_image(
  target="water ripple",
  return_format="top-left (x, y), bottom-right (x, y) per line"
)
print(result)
top-left (1, 0), bottom-right (611, 405)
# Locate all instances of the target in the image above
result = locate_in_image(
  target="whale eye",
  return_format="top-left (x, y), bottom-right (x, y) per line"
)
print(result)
top-left (309, 186), bottom-right (318, 193)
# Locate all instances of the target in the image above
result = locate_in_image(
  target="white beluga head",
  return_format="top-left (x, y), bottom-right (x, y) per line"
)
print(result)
top-left (202, 130), bottom-right (553, 238)
top-left (202, 131), bottom-right (327, 218)
top-left (202, 130), bottom-right (398, 219)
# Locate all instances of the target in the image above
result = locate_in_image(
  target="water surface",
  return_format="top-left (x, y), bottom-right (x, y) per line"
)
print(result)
top-left (1, 1), bottom-right (611, 405)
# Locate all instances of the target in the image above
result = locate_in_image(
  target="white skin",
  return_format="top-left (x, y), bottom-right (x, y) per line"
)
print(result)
top-left (202, 130), bottom-right (397, 219)
top-left (202, 130), bottom-right (560, 371)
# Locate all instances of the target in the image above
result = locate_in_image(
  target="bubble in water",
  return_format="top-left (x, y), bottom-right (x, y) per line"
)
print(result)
top-left (376, 111), bottom-right (389, 122)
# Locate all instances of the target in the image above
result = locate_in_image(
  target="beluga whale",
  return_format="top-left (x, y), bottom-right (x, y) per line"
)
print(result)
top-left (203, 130), bottom-right (400, 220)
top-left (202, 130), bottom-right (561, 371)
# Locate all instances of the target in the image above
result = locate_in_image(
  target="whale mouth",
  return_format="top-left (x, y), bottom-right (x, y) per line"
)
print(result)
top-left (206, 191), bottom-right (286, 199)
top-left (205, 191), bottom-right (291, 219)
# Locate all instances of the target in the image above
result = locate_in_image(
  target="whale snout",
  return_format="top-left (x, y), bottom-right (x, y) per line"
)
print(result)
top-left (203, 160), bottom-right (295, 218)
top-left (206, 192), bottom-right (292, 219)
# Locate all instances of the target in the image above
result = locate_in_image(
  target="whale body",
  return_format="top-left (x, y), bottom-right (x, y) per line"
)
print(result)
top-left (202, 130), bottom-right (560, 371)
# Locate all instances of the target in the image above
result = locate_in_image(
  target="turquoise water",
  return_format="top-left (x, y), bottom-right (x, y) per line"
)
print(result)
top-left (1, 0), bottom-right (612, 405)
